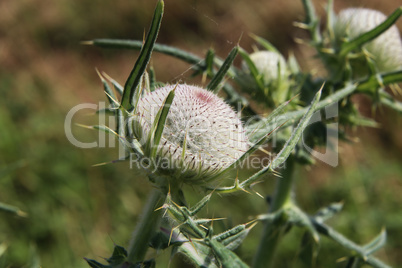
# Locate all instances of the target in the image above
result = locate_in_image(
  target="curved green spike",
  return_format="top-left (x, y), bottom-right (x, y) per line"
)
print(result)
top-left (207, 46), bottom-right (238, 93)
top-left (120, 0), bottom-right (164, 111)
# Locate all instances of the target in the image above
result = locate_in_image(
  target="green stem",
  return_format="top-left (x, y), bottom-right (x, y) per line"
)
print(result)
top-left (127, 188), bottom-right (165, 264)
top-left (248, 83), bottom-right (357, 143)
top-left (311, 219), bottom-right (391, 268)
top-left (252, 156), bottom-right (295, 268)
top-left (301, 0), bottom-right (322, 44)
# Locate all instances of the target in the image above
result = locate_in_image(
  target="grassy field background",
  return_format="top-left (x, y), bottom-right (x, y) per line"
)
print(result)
top-left (0, 0), bottom-right (401, 267)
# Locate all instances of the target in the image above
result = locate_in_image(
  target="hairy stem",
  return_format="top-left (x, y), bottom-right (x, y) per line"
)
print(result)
top-left (252, 156), bottom-right (295, 268)
top-left (127, 188), bottom-right (165, 264)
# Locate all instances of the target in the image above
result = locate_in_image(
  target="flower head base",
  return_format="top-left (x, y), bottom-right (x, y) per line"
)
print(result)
top-left (334, 8), bottom-right (402, 72)
top-left (133, 84), bottom-right (248, 184)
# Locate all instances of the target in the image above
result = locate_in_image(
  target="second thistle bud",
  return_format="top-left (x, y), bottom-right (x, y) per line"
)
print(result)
top-left (248, 51), bottom-right (287, 85)
top-left (242, 50), bottom-right (290, 106)
top-left (334, 8), bottom-right (402, 73)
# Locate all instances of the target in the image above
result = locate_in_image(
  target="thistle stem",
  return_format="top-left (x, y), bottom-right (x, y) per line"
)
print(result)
top-left (252, 156), bottom-right (295, 268)
top-left (127, 187), bottom-right (165, 264)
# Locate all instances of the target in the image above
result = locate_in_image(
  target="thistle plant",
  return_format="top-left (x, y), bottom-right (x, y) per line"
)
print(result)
top-left (82, 0), bottom-right (402, 267)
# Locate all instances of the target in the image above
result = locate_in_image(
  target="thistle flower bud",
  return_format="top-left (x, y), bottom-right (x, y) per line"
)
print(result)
top-left (241, 50), bottom-right (290, 106)
top-left (133, 84), bottom-right (248, 184)
top-left (248, 51), bottom-right (287, 84)
top-left (334, 8), bottom-right (402, 72)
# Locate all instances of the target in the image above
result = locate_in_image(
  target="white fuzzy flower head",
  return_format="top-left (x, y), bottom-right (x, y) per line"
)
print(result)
top-left (249, 51), bottom-right (287, 84)
top-left (334, 8), bottom-right (402, 72)
top-left (133, 84), bottom-right (248, 184)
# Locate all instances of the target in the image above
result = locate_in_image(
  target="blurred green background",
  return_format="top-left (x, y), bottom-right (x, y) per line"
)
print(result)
top-left (0, 0), bottom-right (401, 267)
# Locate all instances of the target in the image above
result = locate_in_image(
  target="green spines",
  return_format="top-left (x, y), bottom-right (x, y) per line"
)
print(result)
top-left (96, 69), bottom-right (118, 108)
top-left (162, 193), bottom-right (252, 267)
